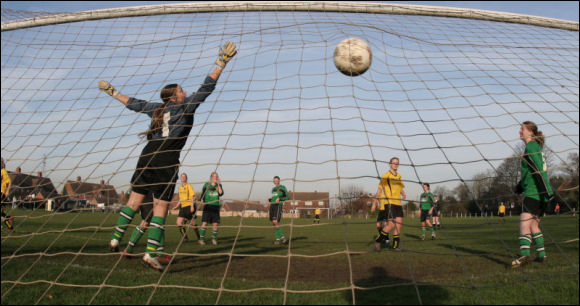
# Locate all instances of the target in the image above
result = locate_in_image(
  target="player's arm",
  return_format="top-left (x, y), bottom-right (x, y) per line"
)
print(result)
top-left (98, 81), bottom-right (130, 105)
top-left (371, 188), bottom-right (381, 213)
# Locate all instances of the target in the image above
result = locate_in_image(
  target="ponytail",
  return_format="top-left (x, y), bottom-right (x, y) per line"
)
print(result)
top-left (140, 84), bottom-right (178, 139)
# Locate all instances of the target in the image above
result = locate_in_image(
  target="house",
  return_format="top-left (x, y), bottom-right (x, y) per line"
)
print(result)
top-left (283, 191), bottom-right (330, 217)
top-left (62, 176), bottom-right (119, 206)
top-left (222, 200), bottom-right (267, 212)
top-left (8, 170), bottom-right (59, 209)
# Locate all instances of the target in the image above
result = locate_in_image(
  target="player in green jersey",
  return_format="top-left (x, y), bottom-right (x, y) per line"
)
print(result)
top-left (419, 183), bottom-right (436, 240)
top-left (269, 176), bottom-right (289, 245)
top-left (199, 172), bottom-right (224, 246)
top-left (512, 121), bottom-right (554, 268)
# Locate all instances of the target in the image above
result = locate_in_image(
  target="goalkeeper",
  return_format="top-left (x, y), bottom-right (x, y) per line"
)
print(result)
top-left (269, 176), bottom-right (289, 245)
top-left (512, 121), bottom-right (554, 268)
top-left (99, 42), bottom-right (237, 271)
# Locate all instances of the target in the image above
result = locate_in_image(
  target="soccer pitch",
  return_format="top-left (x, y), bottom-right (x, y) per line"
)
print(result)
top-left (1, 212), bottom-right (578, 305)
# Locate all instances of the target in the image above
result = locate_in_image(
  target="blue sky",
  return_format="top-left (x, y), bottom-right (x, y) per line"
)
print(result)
top-left (1, 2), bottom-right (578, 205)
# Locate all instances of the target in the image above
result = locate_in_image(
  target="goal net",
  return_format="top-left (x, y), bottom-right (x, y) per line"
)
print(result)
top-left (1, 2), bottom-right (578, 305)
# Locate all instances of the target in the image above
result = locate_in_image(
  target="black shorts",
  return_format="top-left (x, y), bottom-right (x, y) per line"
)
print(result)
top-left (522, 197), bottom-right (547, 217)
top-left (499, 213), bottom-right (505, 217)
top-left (377, 205), bottom-right (404, 222)
top-left (314, 214), bottom-right (320, 219)
top-left (139, 203), bottom-right (154, 223)
top-left (269, 204), bottom-right (283, 222)
top-left (131, 140), bottom-right (180, 202)
top-left (420, 210), bottom-right (431, 222)
top-left (202, 205), bottom-right (220, 224)
top-left (431, 209), bottom-right (439, 217)
top-left (178, 204), bottom-right (197, 220)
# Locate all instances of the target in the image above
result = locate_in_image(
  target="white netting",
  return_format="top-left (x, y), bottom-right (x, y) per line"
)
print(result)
top-left (1, 2), bottom-right (578, 305)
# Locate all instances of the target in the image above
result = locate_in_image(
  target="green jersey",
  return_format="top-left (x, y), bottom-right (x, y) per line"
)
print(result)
top-left (201, 183), bottom-right (223, 206)
top-left (420, 192), bottom-right (435, 211)
top-left (269, 185), bottom-right (289, 204)
top-left (520, 141), bottom-right (553, 201)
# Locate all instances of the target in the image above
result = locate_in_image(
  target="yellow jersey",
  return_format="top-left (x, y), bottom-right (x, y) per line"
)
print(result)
top-left (178, 183), bottom-right (195, 208)
top-left (1, 168), bottom-right (11, 195)
top-left (378, 170), bottom-right (405, 209)
top-left (498, 204), bottom-right (506, 214)
top-left (315, 208), bottom-right (321, 215)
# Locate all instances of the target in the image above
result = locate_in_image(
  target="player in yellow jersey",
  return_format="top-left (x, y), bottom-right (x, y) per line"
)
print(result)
top-left (498, 201), bottom-right (506, 224)
top-left (176, 173), bottom-right (199, 242)
top-left (314, 208), bottom-right (321, 224)
top-left (1, 158), bottom-right (15, 233)
top-left (371, 157), bottom-right (406, 250)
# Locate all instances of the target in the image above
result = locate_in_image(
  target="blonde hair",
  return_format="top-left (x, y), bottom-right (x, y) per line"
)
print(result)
top-left (522, 121), bottom-right (545, 148)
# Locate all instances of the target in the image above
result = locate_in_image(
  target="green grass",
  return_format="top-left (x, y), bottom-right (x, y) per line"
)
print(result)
top-left (1, 211), bottom-right (578, 305)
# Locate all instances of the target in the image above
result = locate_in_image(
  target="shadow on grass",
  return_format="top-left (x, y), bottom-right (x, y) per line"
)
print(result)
top-left (437, 243), bottom-right (509, 267)
top-left (349, 266), bottom-right (450, 305)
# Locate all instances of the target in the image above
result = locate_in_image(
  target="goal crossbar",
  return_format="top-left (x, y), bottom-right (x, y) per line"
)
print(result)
top-left (2, 1), bottom-right (578, 32)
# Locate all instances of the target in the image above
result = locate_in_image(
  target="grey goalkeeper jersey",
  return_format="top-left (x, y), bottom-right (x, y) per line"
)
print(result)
top-left (125, 76), bottom-right (217, 146)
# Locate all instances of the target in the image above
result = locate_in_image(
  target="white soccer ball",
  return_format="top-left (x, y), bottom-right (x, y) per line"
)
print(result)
top-left (333, 38), bottom-right (372, 77)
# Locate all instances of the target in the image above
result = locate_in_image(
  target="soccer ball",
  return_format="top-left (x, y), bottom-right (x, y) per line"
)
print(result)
top-left (333, 38), bottom-right (372, 76)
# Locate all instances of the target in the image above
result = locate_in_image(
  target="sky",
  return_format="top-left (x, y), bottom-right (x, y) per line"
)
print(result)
top-left (1, 1), bottom-right (578, 206)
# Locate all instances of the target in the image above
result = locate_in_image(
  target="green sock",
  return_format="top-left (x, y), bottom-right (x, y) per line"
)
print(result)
top-left (127, 226), bottom-right (146, 252)
top-left (277, 228), bottom-right (285, 239)
top-left (200, 228), bottom-right (206, 241)
top-left (421, 227), bottom-right (426, 236)
top-left (533, 232), bottom-right (546, 258)
top-left (211, 230), bottom-right (218, 240)
top-left (519, 234), bottom-right (532, 257)
top-left (275, 228), bottom-right (281, 240)
top-left (146, 216), bottom-right (165, 257)
top-left (429, 226), bottom-right (434, 233)
top-left (112, 206), bottom-right (136, 241)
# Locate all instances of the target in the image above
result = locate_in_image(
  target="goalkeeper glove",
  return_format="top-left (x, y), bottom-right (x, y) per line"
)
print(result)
top-left (216, 41), bottom-right (237, 68)
top-left (99, 80), bottom-right (120, 98)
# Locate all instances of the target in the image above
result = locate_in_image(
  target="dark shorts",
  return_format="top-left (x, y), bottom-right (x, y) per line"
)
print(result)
top-left (139, 203), bottom-right (154, 223)
top-left (432, 209), bottom-right (439, 217)
top-left (314, 214), bottom-right (320, 220)
top-left (131, 140), bottom-right (180, 202)
top-left (377, 205), bottom-right (404, 222)
top-left (178, 204), bottom-right (197, 220)
top-left (420, 210), bottom-right (431, 222)
top-left (499, 213), bottom-right (505, 217)
top-left (202, 205), bottom-right (220, 224)
top-left (522, 197), bottom-right (547, 217)
top-left (269, 204), bottom-right (283, 222)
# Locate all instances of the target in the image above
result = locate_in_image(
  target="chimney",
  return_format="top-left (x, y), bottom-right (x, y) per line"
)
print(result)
top-left (100, 179), bottom-right (105, 185)
top-left (16, 167), bottom-right (22, 174)
top-left (76, 176), bottom-right (82, 182)
top-left (37, 171), bottom-right (43, 178)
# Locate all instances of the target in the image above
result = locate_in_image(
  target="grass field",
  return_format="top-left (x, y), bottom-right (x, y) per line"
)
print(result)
top-left (1, 211), bottom-right (578, 305)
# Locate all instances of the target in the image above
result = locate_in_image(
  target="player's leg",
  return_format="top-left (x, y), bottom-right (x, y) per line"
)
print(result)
top-left (111, 191), bottom-right (145, 251)
top-left (176, 215), bottom-right (187, 241)
top-left (512, 212), bottom-right (533, 268)
top-left (143, 198), bottom-right (169, 270)
top-left (211, 222), bottom-right (219, 245)
top-left (426, 218), bottom-right (435, 239)
top-left (392, 216), bottom-right (403, 249)
top-left (125, 219), bottom-right (149, 255)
